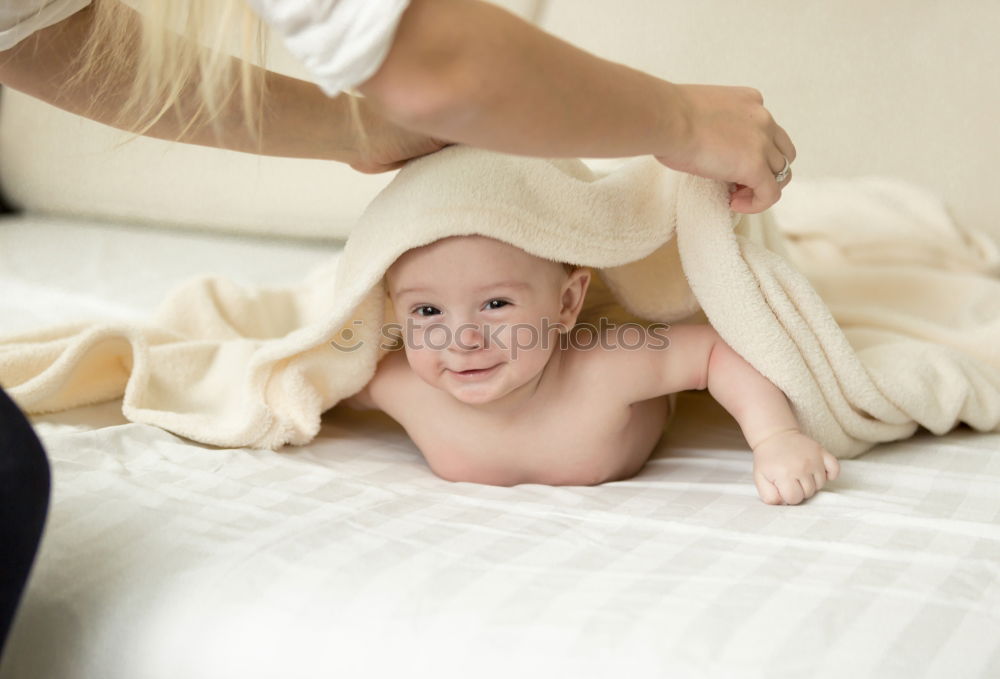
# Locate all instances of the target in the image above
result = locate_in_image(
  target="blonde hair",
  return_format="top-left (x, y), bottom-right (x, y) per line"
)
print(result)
top-left (70, 0), bottom-right (270, 142)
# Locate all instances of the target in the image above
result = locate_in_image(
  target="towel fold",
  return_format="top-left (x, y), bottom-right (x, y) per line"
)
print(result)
top-left (3, 146), bottom-right (999, 455)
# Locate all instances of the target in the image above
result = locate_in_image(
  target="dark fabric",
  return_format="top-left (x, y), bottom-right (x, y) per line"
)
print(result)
top-left (0, 386), bottom-right (50, 660)
top-left (0, 88), bottom-right (24, 216)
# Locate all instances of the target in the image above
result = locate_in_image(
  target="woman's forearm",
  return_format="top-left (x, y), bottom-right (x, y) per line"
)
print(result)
top-left (362, 0), bottom-right (795, 213)
top-left (0, 1), bottom-right (367, 162)
top-left (359, 0), bottom-right (687, 159)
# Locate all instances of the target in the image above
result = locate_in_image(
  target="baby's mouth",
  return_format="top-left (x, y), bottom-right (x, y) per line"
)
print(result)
top-left (450, 364), bottom-right (500, 378)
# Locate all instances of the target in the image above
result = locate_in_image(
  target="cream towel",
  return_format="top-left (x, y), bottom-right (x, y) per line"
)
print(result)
top-left (2, 146), bottom-right (1000, 455)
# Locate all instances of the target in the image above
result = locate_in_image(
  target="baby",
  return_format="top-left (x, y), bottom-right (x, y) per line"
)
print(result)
top-left (343, 234), bottom-right (840, 505)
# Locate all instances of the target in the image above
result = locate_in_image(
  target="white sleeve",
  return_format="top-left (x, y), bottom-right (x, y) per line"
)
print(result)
top-left (246, 0), bottom-right (412, 96)
top-left (0, 0), bottom-right (91, 51)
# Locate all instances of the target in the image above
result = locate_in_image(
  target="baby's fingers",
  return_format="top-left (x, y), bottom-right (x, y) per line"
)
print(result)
top-left (775, 477), bottom-right (805, 505)
top-left (823, 451), bottom-right (841, 481)
top-left (797, 474), bottom-right (817, 500)
top-left (813, 470), bottom-right (827, 492)
top-left (754, 472), bottom-right (783, 505)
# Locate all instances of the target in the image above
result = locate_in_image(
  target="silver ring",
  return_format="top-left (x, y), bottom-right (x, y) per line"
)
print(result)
top-left (774, 156), bottom-right (790, 183)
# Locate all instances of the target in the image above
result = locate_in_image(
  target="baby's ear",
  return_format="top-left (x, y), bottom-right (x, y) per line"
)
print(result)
top-left (560, 267), bottom-right (592, 326)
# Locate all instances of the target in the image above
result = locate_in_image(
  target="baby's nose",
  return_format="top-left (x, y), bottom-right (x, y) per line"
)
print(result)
top-left (452, 323), bottom-right (485, 351)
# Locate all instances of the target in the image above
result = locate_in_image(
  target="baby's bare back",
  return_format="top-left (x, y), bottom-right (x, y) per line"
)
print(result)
top-left (368, 345), bottom-right (671, 486)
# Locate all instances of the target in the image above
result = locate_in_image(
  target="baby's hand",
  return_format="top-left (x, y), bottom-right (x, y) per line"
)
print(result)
top-left (751, 430), bottom-right (840, 505)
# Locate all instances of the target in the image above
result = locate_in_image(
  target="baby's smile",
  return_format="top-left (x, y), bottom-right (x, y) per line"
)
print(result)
top-left (449, 363), bottom-right (502, 380)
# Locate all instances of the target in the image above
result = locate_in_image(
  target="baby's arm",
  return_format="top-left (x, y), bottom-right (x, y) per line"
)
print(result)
top-left (341, 386), bottom-right (376, 411)
top-left (605, 323), bottom-right (839, 504)
top-left (339, 349), bottom-right (409, 412)
top-left (339, 354), bottom-right (394, 412)
top-left (704, 336), bottom-right (840, 505)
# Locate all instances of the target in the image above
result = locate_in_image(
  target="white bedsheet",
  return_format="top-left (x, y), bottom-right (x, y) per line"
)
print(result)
top-left (1, 214), bottom-right (999, 679)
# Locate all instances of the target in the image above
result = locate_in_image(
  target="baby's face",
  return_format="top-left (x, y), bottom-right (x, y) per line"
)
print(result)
top-left (386, 235), bottom-right (587, 408)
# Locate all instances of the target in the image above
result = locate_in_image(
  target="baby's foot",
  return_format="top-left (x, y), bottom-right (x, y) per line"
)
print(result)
top-left (752, 430), bottom-right (840, 505)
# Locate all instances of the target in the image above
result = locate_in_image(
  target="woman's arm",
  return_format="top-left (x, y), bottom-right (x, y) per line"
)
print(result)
top-left (0, 0), bottom-right (794, 205)
top-left (0, 1), bottom-right (444, 171)
top-left (360, 0), bottom-right (795, 213)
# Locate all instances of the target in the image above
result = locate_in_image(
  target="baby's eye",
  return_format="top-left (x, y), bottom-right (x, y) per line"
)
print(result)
top-left (413, 305), bottom-right (440, 317)
top-left (484, 299), bottom-right (510, 310)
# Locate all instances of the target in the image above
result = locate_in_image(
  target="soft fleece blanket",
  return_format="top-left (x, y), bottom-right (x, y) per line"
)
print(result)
top-left (3, 146), bottom-right (1000, 456)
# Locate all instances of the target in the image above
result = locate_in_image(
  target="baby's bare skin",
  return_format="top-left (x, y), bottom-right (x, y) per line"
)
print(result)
top-left (343, 234), bottom-right (840, 504)
top-left (350, 332), bottom-right (670, 487)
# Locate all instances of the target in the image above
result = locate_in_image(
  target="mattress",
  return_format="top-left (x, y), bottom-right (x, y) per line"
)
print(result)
top-left (1, 214), bottom-right (999, 679)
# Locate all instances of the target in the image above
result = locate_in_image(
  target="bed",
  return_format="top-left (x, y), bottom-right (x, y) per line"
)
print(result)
top-left (2, 1), bottom-right (1000, 677)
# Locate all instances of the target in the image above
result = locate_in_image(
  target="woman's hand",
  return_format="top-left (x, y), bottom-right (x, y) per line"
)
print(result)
top-left (348, 97), bottom-right (452, 173)
top-left (655, 83), bottom-right (797, 214)
top-left (751, 429), bottom-right (840, 505)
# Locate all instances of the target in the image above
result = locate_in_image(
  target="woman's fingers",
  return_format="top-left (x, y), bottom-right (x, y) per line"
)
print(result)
top-left (770, 146), bottom-right (792, 184)
top-left (731, 174), bottom-right (779, 213)
top-left (730, 142), bottom-right (793, 212)
top-left (774, 122), bottom-right (797, 164)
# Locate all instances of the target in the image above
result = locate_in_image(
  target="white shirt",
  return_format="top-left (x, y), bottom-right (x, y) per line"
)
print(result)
top-left (246, 0), bottom-right (410, 95)
top-left (0, 0), bottom-right (90, 50)
top-left (0, 0), bottom-right (410, 94)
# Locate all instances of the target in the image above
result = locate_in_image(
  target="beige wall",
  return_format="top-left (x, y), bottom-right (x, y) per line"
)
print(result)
top-left (539, 0), bottom-right (1000, 240)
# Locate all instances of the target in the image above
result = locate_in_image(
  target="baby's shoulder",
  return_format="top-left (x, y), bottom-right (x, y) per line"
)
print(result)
top-left (560, 325), bottom-right (649, 382)
top-left (561, 322), bottom-right (680, 402)
top-left (342, 349), bottom-right (412, 411)
top-left (565, 323), bottom-right (664, 365)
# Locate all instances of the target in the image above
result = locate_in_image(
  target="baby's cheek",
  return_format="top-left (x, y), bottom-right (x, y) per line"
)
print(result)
top-left (403, 341), bottom-right (430, 366)
top-left (504, 324), bottom-right (542, 358)
top-left (406, 350), bottom-right (443, 388)
top-left (421, 325), bottom-right (450, 350)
